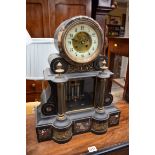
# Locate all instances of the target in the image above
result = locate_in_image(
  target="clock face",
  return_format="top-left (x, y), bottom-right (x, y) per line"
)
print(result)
top-left (64, 24), bottom-right (99, 63)
top-left (59, 16), bottom-right (104, 64)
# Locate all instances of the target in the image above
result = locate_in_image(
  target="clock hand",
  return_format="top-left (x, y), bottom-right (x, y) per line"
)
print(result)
top-left (72, 38), bottom-right (78, 42)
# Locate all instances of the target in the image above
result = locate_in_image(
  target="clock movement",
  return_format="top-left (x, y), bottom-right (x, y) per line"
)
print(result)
top-left (35, 16), bottom-right (121, 143)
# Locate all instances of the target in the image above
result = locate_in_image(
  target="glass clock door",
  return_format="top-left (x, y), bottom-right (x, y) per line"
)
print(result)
top-left (66, 77), bottom-right (95, 111)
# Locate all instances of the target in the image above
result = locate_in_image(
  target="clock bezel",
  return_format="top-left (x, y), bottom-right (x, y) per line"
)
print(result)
top-left (58, 16), bottom-right (104, 65)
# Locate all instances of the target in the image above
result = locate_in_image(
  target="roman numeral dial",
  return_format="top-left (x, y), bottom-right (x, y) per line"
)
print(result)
top-left (65, 24), bottom-right (99, 63)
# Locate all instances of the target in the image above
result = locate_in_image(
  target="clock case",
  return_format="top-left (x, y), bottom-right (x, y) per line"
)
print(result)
top-left (35, 16), bottom-right (121, 143)
top-left (54, 16), bottom-right (103, 65)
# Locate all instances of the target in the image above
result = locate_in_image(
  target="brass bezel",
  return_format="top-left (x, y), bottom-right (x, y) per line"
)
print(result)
top-left (58, 16), bottom-right (104, 65)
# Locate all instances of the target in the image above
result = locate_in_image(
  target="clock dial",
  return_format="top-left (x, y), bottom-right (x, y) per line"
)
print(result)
top-left (64, 24), bottom-right (99, 63)
top-left (64, 23), bottom-right (100, 63)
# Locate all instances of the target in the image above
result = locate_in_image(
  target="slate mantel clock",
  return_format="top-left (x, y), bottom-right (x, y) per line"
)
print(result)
top-left (36, 16), bottom-right (121, 143)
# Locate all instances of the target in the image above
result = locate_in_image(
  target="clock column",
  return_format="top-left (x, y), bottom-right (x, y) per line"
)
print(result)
top-left (52, 63), bottom-right (72, 143)
top-left (91, 60), bottom-right (110, 134)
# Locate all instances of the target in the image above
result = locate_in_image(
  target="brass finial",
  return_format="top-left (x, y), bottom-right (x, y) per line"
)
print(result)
top-left (55, 62), bottom-right (64, 76)
top-left (100, 60), bottom-right (108, 70)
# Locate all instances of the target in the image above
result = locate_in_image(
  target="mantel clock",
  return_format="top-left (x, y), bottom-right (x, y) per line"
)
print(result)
top-left (35, 16), bottom-right (121, 143)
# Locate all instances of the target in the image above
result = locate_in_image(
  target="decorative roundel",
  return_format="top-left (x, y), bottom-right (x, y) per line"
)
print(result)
top-left (104, 93), bottom-right (113, 106)
top-left (41, 103), bottom-right (55, 116)
top-left (93, 55), bottom-right (108, 70)
top-left (50, 57), bottom-right (68, 74)
top-left (54, 16), bottom-right (104, 64)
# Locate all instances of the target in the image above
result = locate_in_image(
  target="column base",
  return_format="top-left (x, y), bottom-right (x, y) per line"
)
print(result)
top-left (91, 109), bottom-right (109, 134)
top-left (52, 115), bottom-right (72, 143)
